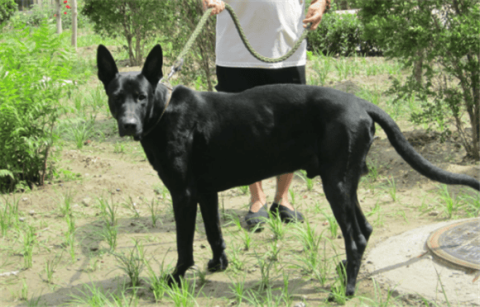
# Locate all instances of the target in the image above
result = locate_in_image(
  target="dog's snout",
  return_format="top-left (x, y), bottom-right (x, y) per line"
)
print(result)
top-left (122, 118), bottom-right (138, 134)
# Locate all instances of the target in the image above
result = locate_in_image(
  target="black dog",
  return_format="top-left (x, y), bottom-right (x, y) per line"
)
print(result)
top-left (97, 44), bottom-right (479, 296)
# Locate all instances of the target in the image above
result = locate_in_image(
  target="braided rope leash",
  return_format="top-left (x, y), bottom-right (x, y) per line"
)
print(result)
top-left (162, 3), bottom-right (312, 82)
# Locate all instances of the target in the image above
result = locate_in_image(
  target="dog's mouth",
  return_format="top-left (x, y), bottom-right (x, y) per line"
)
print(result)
top-left (118, 121), bottom-right (143, 141)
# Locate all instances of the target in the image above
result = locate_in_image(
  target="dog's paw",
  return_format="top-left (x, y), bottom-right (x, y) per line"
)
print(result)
top-left (166, 274), bottom-right (181, 287)
top-left (207, 253), bottom-right (228, 272)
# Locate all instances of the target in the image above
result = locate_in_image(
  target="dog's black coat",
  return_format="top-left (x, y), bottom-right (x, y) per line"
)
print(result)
top-left (97, 44), bottom-right (480, 296)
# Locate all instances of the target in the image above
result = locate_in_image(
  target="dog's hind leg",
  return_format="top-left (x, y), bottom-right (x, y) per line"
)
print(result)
top-left (169, 190), bottom-right (198, 285)
top-left (321, 170), bottom-right (369, 297)
top-left (198, 192), bottom-right (228, 272)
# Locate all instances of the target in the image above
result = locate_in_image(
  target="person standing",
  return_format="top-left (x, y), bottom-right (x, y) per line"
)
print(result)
top-left (203, 0), bottom-right (330, 228)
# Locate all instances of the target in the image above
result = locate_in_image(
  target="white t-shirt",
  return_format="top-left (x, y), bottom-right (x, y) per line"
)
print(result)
top-left (215, 0), bottom-right (307, 69)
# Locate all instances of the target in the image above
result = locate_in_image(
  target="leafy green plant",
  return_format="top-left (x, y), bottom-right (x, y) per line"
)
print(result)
top-left (82, 0), bottom-right (170, 66)
top-left (58, 189), bottom-right (75, 217)
top-left (114, 142), bottom-right (126, 154)
top-left (122, 197), bottom-right (141, 219)
top-left (0, 0), bottom-right (16, 25)
top-left (0, 21), bottom-right (77, 192)
top-left (266, 211), bottom-right (287, 241)
top-left (308, 10), bottom-right (381, 56)
top-left (44, 254), bottom-right (61, 284)
top-left (228, 243), bottom-right (245, 272)
top-left (329, 257), bottom-right (348, 304)
top-left (20, 279), bottom-right (29, 301)
top-left (458, 190), bottom-right (480, 217)
top-left (321, 211), bottom-right (339, 239)
top-left (113, 240), bottom-right (145, 288)
top-left (98, 221), bottom-right (118, 252)
top-left (69, 280), bottom-right (123, 307)
top-left (0, 197), bottom-right (19, 236)
top-left (98, 197), bottom-right (117, 226)
top-left (165, 276), bottom-right (199, 307)
top-left (16, 225), bottom-right (37, 269)
top-left (310, 53), bottom-right (332, 86)
top-left (145, 253), bottom-right (171, 303)
top-left (295, 170), bottom-right (314, 191)
top-left (254, 253), bottom-right (276, 291)
top-left (359, 0), bottom-right (480, 159)
top-left (237, 185), bottom-right (249, 195)
top-left (64, 215), bottom-right (76, 262)
top-left (436, 185), bottom-right (463, 219)
top-left (229, 275), bottom-right (246, 306)
top-left (386, 177), bottom-right (398, 202)
top-left (146, 198), bottom-right (162, 227)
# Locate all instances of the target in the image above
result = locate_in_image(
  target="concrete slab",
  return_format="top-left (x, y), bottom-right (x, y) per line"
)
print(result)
top-left (363, 218), bottom-right (480, 306)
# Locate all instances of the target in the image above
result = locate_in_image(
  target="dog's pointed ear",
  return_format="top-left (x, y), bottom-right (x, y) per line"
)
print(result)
top-left (97, 45), bottom-right (118, 91)
top-left (141, 44), bottom-right (163, 88)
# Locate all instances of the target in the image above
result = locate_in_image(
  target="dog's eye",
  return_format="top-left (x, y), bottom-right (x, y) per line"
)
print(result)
top-left (138, 94), bottom-right (146, 101)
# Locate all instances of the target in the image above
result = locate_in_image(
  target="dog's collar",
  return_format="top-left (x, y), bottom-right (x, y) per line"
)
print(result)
top-left (141, 82), bottom-right (172, 139)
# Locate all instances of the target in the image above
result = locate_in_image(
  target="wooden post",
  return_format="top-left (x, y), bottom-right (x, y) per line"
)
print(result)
top-left (71, 0), bottom-right (77, 49)
top-left (55, 0), bottom-right (62, 34)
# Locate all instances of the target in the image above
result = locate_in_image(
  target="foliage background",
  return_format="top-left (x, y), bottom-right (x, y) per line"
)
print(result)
top-left (0, 0), bottom-right (16, 24)
top-left (0, 22), bottom-right (81, 191)
top-left (357, 0), bottom-right (480, 159)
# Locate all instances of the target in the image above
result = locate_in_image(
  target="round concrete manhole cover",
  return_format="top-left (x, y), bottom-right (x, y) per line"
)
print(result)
top-left (427, 219), bottom-right (480, 270)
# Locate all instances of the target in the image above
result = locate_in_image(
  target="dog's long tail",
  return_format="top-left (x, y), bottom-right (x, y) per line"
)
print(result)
top-left (362, 101), bottom-right (480, 191)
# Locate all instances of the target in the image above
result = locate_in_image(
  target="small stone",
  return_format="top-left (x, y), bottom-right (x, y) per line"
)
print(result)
top-left (247, 268), bottom-right (257, 273)
top-left (337, 234), bottom-right (342, 239)
top-left (29, 210), bottom-right (35, 216)
top-left (116, 188), bottom-right (121, 192)
top-left (19, 217), bottom-right (25, 222)
top-left (200, 244), bottom-right (206, 249)
top-left (429, 211), bottom-right (439, 216)
top-left (22, 198), bottom-right (28, 201)
top-left (293, 303), bottom-right (306, 307)
top-left (82, 198), bottom-right (92, 207)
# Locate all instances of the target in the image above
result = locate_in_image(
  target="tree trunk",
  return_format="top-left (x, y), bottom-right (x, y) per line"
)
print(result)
top-left (414, 50), bottom-right (423, 86)
top-left (339, 0), bottom-right (349, 10)
top-left (71, 0), bottom-right (77, 49)
top-left (55, 0), bottom-right (62, 34)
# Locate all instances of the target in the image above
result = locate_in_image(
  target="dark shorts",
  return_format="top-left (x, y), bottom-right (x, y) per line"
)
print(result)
top-left (215, 65), bottom-right (306, 93)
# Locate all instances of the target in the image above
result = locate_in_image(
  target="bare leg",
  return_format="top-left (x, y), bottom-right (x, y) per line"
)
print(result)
top-left (249, 181), bottom-right (266, 212)
top-left (273, 173), bottom-right (295, 210)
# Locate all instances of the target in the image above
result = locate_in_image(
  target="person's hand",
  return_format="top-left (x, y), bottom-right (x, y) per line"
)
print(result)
top-left (303, 0), bottom-right (327, 30)
top-left (203, 0), bottom-right (225, 16)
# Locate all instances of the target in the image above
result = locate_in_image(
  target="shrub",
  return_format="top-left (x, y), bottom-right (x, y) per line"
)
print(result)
top-left (307, 10), bottom-right (382, 56)
top-left (82, 0), bottom-right (170, 66)
top-left (359, 0), bottom-right (480, 159)
top-left (0, 0), bottom-right (16, 25)
top-left (9, 2), bottom-right (89, 29)
top-left (0, 22), bottom-right (77, 192)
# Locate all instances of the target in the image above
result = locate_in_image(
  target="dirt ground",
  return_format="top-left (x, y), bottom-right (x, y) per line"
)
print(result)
top-left (0, 60), bottom-right (479, 306)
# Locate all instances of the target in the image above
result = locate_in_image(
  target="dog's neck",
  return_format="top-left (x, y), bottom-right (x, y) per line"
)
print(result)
top-left (140, 83), bottom-right (172, 140)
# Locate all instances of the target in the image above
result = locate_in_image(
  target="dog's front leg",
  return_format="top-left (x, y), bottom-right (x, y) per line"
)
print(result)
top-left (198, 192), bottom-right (228, 272)
top-left (168, 190), bottom-right (198, 285)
